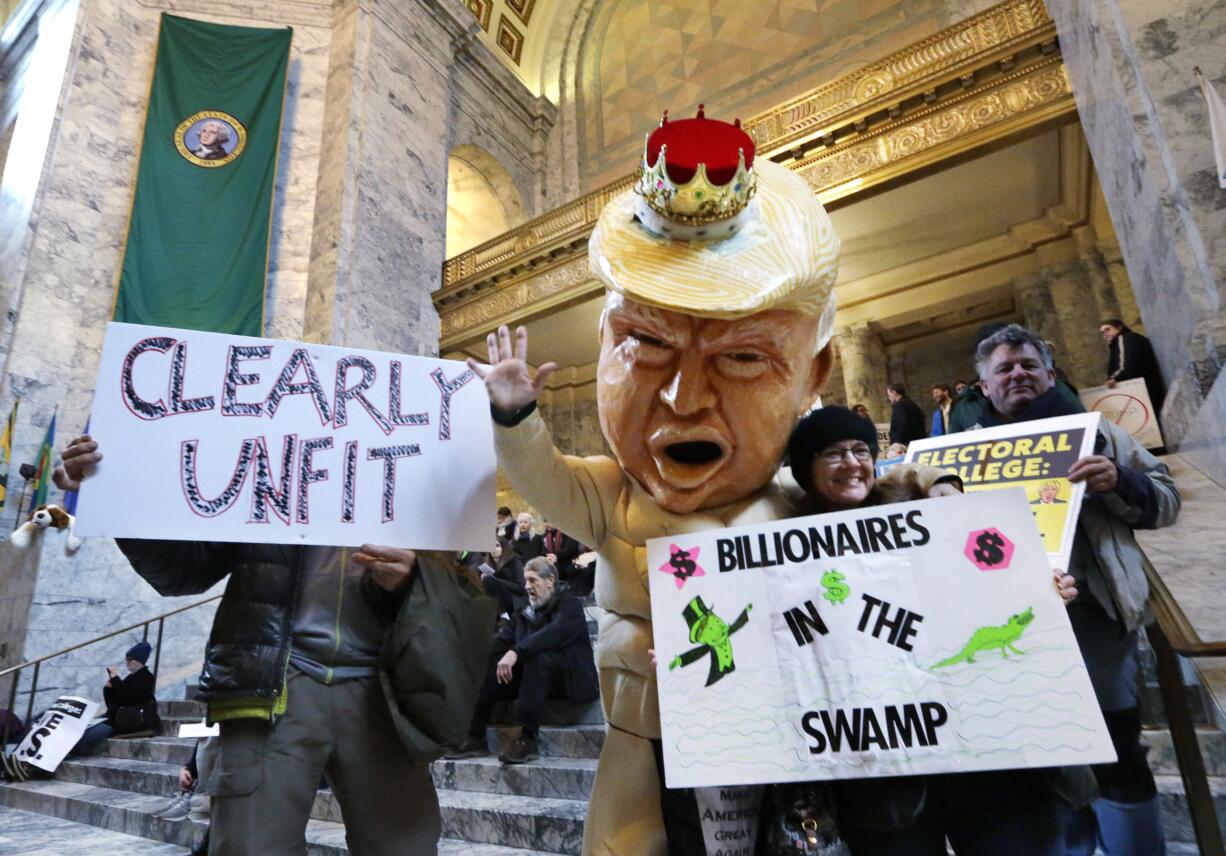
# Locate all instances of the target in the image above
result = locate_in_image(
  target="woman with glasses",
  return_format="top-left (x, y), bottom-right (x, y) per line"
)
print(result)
top-left (776, 406), bottom-right (1083, 856)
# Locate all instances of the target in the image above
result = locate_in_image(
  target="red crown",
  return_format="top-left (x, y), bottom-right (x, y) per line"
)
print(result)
top-left (634, 105), bottom-right (758, 229)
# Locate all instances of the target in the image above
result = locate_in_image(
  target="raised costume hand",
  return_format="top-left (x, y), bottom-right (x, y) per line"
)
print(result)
top-left (466, 326), bottom-right (558, 417)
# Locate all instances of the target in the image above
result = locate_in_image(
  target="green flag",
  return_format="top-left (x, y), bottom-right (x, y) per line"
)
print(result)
top-left (31, 412), bottom-right (56, 509)
top-left (113, 14), bottom-right (291, 335)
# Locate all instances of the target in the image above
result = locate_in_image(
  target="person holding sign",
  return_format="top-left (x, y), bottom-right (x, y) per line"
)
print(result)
top-left (53, 436), bottom-right (493, 856)
top-left (965, 324), bottom-right (1180, 855)
top-left (468, 106), bottom-right (842, 855)
top-left (782, 406), bottom-right (1085, 855)
top-left (1100, 319), bottom-right (1165, 415)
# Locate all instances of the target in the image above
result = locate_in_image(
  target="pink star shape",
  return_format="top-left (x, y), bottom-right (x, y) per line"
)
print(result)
top-left (658, 544), bottom-right (705, 590)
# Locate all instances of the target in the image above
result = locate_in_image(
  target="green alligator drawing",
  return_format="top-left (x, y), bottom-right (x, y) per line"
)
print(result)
top-left (931, 607), bottom-right (1034, 669)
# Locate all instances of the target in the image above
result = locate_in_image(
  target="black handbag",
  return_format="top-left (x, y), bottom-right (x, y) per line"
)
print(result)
top-left (760, 782), bottom-right (849, 856)
top-left (112, 700), bottom-right (159, 735)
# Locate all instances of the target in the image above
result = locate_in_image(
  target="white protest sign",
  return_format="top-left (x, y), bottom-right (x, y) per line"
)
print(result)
top-left (874, 423), bottom-right (891, 450)
top-left (77, 322), bottom-right (495, 550)
top-left (14, 696), bottom-right (100, 773)
top-left (904, 413), bottom-right (1100, 569)
top-left (649, 490), bottom-right (1114, 789)
top-left (1080, 378), bottom-right (1165, 449)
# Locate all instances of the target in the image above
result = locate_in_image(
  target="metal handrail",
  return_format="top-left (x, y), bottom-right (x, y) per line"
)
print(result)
top-left (1142, 560), bottom-right (1226, 855)
top-left (0, 594), bottom-right (222, 680)
top-left (1, 593), bottom-right (221, 745)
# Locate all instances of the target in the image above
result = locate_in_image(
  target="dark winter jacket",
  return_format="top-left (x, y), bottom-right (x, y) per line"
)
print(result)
top-left (947, 380), bottom-right (1084, 434)
top-left (499, 590), bottom-right (598, 702)
top-left (888, 396), bottom-right (927, 446)
top-left (102, 667), bottom-right (155, 725)
top-left (1108, 328), bottom-right (1166, 413)
top-left (116, 541), bottom-right (395, 703)
top-left (510, 530), bottom-right (545, 562)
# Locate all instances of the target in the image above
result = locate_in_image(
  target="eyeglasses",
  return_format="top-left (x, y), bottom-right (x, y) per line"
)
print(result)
top-left (819, 444), bottom-right (873, 464)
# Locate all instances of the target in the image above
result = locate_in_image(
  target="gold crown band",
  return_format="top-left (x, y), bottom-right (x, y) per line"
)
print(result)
top-left (634, 141), bottom-right (758, 226)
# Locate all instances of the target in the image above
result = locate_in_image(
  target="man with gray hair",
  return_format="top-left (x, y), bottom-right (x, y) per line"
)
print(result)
top-left (969, 323), bottom-right (1180, 855)
top-left (451, 556), bottom-right (598, 764)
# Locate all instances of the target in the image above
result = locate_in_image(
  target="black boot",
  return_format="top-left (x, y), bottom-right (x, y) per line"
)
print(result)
top-left (445, 734), bottom-right (490, 759)
top-left (498, 731), bottom-right (539, 764)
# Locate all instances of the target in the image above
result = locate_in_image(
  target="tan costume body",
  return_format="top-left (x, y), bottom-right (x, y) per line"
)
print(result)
top-left (497, 411), bottom-right (800, 855)
top-left (497, 408), bottom-right (951, 855)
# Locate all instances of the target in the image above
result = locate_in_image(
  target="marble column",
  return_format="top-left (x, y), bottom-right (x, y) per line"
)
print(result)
top-left (1097, 238), bottom-right (1145, 332)
top-left (1075, 229), bottom-right (1122, 324)
top-left (1044, 261), bottom-right (1109, 389)
top-left (836, 323), bottom-right (889, 423)
top-left (304, 0), bottom-right (474, 356)
top-left (1046, 0), bottom-right (1226, 482)
top-left (1012, 273), bottom-right (1065, 355)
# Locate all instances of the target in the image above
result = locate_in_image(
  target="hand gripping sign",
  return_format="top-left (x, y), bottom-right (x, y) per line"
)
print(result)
top-left (76, 322), bottom-right (495, 550)
top-left (904, 413), bottom-right (1100, 569)
top-left (648, 489), bottom-right (1114, 789)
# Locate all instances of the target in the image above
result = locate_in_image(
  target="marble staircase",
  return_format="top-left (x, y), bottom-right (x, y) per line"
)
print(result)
top-left (0, 604), bottom-right (608, 854)
top-left (0, 690), bottom-right (599, 854)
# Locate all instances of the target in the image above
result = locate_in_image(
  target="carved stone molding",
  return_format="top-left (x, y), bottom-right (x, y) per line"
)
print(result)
top-left (440, 254), bottom-right (594, 345)
top-left (795, 61), bottom-right (1073, 202)
top-left (745, 0), bottom-right (1053, 156)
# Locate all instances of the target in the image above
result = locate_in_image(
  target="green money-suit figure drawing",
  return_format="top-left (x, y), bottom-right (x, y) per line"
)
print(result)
top-left (668, 596), bottom-right (752, 687)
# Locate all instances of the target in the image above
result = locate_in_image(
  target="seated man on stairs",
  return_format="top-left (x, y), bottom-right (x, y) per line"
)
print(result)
top-left (451, 557), bottom-right (599, 764)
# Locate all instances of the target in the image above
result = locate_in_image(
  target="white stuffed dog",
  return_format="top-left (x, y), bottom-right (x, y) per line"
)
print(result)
top-left (11, 503), bottom-right (81, 554)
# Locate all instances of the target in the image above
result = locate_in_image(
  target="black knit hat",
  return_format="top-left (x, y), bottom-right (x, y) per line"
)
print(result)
top-left (787, 406), bottom-right (878, 494)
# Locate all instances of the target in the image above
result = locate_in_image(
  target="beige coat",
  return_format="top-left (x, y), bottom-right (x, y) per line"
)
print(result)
top-left (496, 410), bottom-right (951, 855)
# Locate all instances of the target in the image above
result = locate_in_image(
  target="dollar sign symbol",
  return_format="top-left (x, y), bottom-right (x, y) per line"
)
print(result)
top-left (669, 548), bottom-right (697, 579)
top-left (973, 531), bottom-right (1006, 566)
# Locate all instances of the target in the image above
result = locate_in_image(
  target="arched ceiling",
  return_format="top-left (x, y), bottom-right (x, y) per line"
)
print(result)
top-left (573, 0), bottom-right (1002, 185)
top-left (462, 0), bottom-right (1004, 115)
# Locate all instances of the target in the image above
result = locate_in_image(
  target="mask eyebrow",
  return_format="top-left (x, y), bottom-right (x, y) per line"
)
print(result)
top-left (696, 317), bottom-right (785, 355)
top-left (607, 301), bottom-right (687, 346)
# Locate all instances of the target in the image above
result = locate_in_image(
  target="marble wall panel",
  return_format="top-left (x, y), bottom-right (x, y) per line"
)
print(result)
top-left (1046, 0), bottom-right (1226, 487)
top-left (0, 0), bottom-right (332, 702)
top-left (448, 43), bottom-right (555, 219)
top-left (305, 0), bottom-right (463, 356)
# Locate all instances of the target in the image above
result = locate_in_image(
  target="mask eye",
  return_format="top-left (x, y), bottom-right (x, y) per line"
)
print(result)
top-left (716, 351), bottom-right (769, 379)
top-left (624, 330), bottom-right (673, 367)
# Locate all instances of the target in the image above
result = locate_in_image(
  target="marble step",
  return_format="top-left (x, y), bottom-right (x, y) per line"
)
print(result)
top-left (0, 780), bottom-right (566, 855)
top-left (0, 804), bottom-right (186, 854)
top-left (71, 744), bottom-right (597, 805)
top-left (157, 702), bottom-right (605, 740)
top-left (116, 726), bottom-right (601, 775)
top-left (97, 736), bottom-right (197, 767)
top-left (433, 755), bottom-right (597, 800)
top-left (1145, 726), bottom-right (1226, 778)
top-left (316, 788), bottom-right (586, 855)
top-left (1142, 679), bottom-right (1210, 727)
top-left (52, 755), bottom-right (588, 854)
top-left (1156, 773), bottom-right (1226, 846)
top-left (488, 724), bottom-right (604, 760)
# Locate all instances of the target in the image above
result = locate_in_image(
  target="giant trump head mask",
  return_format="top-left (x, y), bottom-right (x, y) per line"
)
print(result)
top-left (587, 108), bottom-right (841, 514)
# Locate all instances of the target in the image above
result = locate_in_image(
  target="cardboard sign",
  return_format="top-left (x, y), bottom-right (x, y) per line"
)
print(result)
top-left (874, 423), bottom-right (892, 450)
top-left (77, 322), bottom-right (495, 550)
top-left (14, 696), bottom-right (100, 772)
top-left (904, 413), bottom-right (1100, 569)
top-left (648, 490), bottom-right (1114, 789)
top-left (1080, 378), bottom-right (1165, 449)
